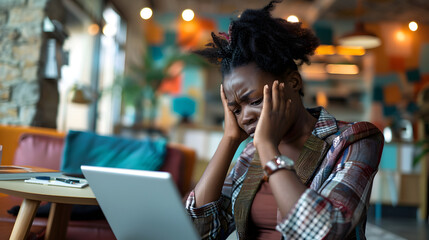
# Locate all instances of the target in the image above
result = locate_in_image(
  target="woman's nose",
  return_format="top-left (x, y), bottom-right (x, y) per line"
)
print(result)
top-left (240, 106), bottom-right (258, 126)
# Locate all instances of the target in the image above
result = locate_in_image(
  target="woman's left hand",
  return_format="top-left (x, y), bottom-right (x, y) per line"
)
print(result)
top-left (253, 80), bottom-right (292, 151)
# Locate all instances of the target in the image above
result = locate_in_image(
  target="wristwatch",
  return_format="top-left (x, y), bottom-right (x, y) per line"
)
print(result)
top-left (264, 155), bottom-right (295, 177)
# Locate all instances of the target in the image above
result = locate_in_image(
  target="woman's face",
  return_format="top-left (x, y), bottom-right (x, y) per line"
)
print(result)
top-left (223, 63), bottom-right (297, 137)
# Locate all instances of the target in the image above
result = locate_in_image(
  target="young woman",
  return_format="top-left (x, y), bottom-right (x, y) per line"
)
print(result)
top-left (185, 1), bottom-right (384, 239)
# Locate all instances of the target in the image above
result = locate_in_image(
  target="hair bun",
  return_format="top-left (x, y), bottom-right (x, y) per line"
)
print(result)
top-left (194, 0), bottom-right (320, 77)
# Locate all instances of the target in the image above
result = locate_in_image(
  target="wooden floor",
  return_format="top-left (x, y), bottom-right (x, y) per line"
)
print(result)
top-left (0, 222), bottom-right (46, 240)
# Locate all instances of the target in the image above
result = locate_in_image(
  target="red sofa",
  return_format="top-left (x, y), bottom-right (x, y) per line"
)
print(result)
top-left (0, 125), bottom-right (196, 240)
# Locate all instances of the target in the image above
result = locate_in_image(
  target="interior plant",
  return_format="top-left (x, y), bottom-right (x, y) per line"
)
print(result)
top-left (412, 86), bottom-right (429, 167)
top-left (413, 137), bottom-right (429, 167)
top-left (116, 47), bottom-right (207, 128)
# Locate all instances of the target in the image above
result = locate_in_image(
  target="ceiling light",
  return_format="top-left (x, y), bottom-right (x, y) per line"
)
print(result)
top-left (140, 7), bottom-right (153, 20)
top-left (287, 15), bottom-right (299, 23)
top-left (409, 21), bottom-right (418, 31)
top-left (87, 24), bottom-right (99, 35)
top-left (395, 31), bottom-right (406, 42)
top-left (182, 9), bottom-right (194, 22)
top-left (338, 22), bottom-right (381, 49)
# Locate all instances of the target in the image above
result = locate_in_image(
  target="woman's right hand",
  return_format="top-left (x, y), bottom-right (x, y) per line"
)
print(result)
top-left (220, 84), bottom-right (248, 143)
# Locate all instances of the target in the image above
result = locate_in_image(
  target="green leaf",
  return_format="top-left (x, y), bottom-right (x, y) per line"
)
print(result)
top-left (413, 147), bottom-right (429, 167)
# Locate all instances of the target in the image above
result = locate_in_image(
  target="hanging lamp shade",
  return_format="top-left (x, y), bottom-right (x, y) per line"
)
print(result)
top-left (338, 22), bottom-right (381, 49)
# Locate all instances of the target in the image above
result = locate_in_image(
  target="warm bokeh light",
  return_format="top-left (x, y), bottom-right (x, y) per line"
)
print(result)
top-left (182, 9), bottom-right (194, 21)
top-left (336, 46), bottom-right (365, 56)
top-left (140, 7), bottom-right (152, 20)
top-left (326, 64), bottom-right (359, 75)
top-left (316, 91), bottom-right (328, 108)
top-left (315, 45), bottom-right (335, 55)
top-left (102, 24), bottom-right (117, 37)
top-left (287, 15), bottom-right (299, 23)
top-left (87, 24), bottom-right (99, 35)
top-left (395, 31), bottom-right (406, 42)
top-left (409, 21), bottom-right (418, 31)
top-left (315, 45), bottom-right (365, 56)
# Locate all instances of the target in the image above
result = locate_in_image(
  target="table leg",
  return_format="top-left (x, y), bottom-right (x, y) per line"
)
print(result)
top-left (9, 198), bottom-right (41, 240)
top-left (44, 203), bottom-right (73, 240)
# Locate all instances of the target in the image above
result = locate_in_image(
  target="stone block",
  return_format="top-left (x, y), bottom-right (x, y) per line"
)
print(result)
top-left (20, 24), bottom-right (42, 43)
top-left (0, 86), bottom-right (11, 101)
top-left (0, 63), bottom-right (21, 81)
top-left (8, 8), bottom-right (44, 25)
top-left (0, 0), bottom-right (26, 8)
top-left (12, 44), bottom-right (41, 63)
top-left (7, 29), bottom-right (20, 41)
top-left (0, 104), bottom-right (18, 119)
top-left (19, 104), bottom-right (37, 125)
top-left (12, 82), bottom-right (40, 104)
top-left (22, 66), bottom-right (39, 82)
top-left (28, 0), bottom-right (49, 8)
top-left (0, 42), bottom-right (13, 59)
top-left (23, 60), bottom-right (38, 68)
top-left (0, 11), bottom-right (7, 25)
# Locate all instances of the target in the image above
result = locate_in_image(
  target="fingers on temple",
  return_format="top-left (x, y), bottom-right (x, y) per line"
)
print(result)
top-left (272, 80), bottom-right (279, 111)
top-left (220, 84), bottom-right (227, 105)
top-left (279, 82), bottom-right (285, 110)
top-left (263, 84), bottom-right (271, 113)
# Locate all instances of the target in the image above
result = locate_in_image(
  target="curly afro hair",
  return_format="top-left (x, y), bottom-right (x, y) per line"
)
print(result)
top-left (195, 0), bottom-right (320, 85)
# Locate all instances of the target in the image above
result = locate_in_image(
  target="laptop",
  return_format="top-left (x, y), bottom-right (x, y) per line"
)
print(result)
top-left (81, 165), bottom-right (200, 240)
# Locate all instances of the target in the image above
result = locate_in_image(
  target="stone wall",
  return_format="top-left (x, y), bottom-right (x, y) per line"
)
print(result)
top-left (0, 0), bottom-right (64, 128)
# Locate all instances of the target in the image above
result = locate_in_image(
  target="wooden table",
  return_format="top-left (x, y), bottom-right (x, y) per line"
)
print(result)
top-left (0, 179), bottom-right (97, 240)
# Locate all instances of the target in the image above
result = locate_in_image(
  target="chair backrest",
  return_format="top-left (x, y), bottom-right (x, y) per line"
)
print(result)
top-left (0, 125), bottom-right (65, 165)
top-left (168, 143), bottom-right (196, 195)
top-left (13, 133), bottom-right (64, 170)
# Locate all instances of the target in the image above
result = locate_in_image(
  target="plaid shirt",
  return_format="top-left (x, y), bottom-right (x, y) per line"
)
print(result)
top-left (186, 107), bottom-right (384, 240)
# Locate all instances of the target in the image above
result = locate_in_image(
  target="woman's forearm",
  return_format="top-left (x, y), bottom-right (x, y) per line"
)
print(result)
top-left (257, 143), bottom-right (306, 217)
top-left (194, 136), bottom-right (242, 207)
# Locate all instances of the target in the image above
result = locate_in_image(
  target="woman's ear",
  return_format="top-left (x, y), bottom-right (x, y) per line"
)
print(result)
top-left (287, 71), bottom-right (303, 92)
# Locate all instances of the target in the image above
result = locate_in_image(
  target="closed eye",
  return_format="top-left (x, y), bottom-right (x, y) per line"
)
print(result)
top-left (250, 98), bottom-right (263, 106)
top-left (233, 108), bottom-right (241, 115)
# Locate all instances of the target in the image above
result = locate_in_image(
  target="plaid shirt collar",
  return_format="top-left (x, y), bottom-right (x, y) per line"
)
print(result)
top-left (308, 107), bottom-right (338, 140)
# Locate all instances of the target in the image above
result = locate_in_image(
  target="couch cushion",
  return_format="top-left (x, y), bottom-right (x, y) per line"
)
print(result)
top-left (61, 130), bottom-right (167, 175)
top-left (13, 133), bottom-right (64, 170)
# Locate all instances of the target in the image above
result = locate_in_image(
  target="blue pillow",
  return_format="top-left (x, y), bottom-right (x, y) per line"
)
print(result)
top-left (61, 131), bottom-right (167, 174)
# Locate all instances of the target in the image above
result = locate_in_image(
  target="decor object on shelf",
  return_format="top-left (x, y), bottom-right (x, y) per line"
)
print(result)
top-left (172, 96), bottom-right (196, 123)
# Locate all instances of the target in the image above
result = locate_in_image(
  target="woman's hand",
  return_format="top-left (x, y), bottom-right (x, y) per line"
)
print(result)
top-left (253, 81), bottom-right (292, 151)
top-left (220, 84), bottom-right (248, 143)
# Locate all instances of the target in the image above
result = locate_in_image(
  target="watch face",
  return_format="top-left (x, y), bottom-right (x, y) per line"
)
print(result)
top-left (276, 156), bottom-right (294, 168)
top-left (264, 155), bottom-right (295, 177)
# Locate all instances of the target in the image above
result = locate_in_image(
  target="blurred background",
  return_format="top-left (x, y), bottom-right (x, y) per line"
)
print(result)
top-left (1, 0), bottom-right (429, 239)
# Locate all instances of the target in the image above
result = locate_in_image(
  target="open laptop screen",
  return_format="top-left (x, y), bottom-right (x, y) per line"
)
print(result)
top-left (81, 165), bottom-right (200, 240)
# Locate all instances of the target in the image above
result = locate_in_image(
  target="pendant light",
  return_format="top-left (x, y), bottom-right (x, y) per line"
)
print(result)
top-left (338, 0), bottom-right (381, 49)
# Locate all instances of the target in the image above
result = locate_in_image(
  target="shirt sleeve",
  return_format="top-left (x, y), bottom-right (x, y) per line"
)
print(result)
top-left (185, 141), bottom-right (255, 240)
top-left (276, 132), bottom-right (384, 239)
top-left (185, 170), bottom-right (236, 240)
